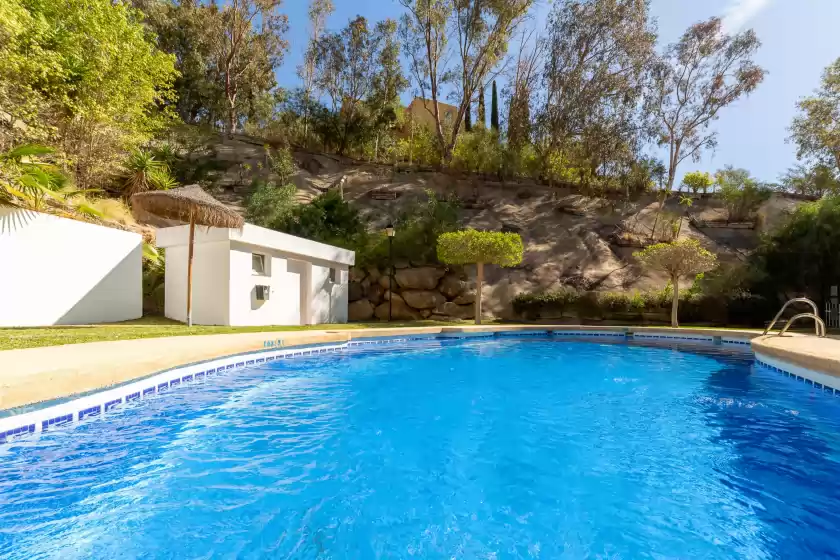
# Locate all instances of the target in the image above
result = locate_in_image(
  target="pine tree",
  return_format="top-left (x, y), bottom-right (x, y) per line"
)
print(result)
top-left (490, 80), bottom-right (499, 131)
top-left (477, 85), bottom-right (486, 128)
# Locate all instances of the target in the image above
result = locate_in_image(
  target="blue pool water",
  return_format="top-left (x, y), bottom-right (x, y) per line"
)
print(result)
top-left (2, 337), bottom-right (840, 559)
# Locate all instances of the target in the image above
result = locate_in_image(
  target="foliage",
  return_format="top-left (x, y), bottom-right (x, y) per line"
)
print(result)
top-left (649, 17), bottom-right (765, 193)
top-left (0, 0), bottom-right (177, 188)
top-left (212, 0), bottom-right (289, 133)
top-left (490, 80), bottom-right (500, 131)
top-left (780, 163), bottom-right (840, 198)
top-left (452, 129), bottom-right (503, 174)
top-left (751, 195), bottom-right (840, 303)
top-left (790, 57), bottom-right (840, 173)
top-left (121, 151), bottom-right (177, 198)
top-left (715, 166), bottom-right (771, 221)
top-left (437, 229), bottom-right (524, 266)
top-left (399, 0), bottom-right (532, 162)
top-left (0, 144), bottom-right (67, 209)
top-left (361, 190), bottom-right (460, 266)
top-left (267, 146), bottom-right (297, 184)
top-left (681, 171), bottom-right (714, 194)
top-left (142, 243), bottom-right (166, 314)
top-left (634, 238), bottom-right (717, 326)
top-left (245, 180), bottom-right (297, 228)
top-left (276, 190), bottom-right (367, 250)
top-left (535, 0), bottom-right (655, 188)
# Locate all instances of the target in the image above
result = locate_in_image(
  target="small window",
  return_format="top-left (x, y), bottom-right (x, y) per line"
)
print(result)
top-left (329, 268), bottom-right (338, 283)
top-left (252, 254), bottom-right (266, 275)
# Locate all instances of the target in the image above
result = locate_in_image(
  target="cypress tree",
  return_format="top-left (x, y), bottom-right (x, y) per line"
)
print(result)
top-left (490, 80), bottom-right (499, 131)
top-left (477, 85), bottom-right (486, 128)
top-left (465, 102), bottom-right (472, 132)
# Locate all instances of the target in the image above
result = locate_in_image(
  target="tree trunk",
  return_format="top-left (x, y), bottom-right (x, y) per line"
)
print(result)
top-left (475, 262), bottom-right (484, 325)
top-left (671, 275), bottom-right (679, 328)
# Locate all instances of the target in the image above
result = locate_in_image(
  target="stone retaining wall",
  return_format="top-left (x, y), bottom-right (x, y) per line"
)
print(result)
top-left (348, 264), bottom-right (476, 321)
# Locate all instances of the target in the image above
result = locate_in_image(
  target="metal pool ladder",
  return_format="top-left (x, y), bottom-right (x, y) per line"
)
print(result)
top-left (763, 297), bottom-right (827, 337)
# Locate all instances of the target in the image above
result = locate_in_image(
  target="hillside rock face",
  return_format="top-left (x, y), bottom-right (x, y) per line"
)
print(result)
top-left (349, 265), bottom-right (474, 322)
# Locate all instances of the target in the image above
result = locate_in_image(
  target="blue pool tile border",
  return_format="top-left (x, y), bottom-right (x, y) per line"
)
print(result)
top-left (0, 329), bottom-right (763, 444)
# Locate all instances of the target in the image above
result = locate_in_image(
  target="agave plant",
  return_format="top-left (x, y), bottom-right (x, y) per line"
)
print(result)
top-left (0, 144), bottom-right (69, 210)
top-left (121, 150), bottom-right (178, 198)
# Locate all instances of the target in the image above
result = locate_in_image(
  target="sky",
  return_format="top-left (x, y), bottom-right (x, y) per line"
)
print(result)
top-left (275, 0), bottom-right (840, 185)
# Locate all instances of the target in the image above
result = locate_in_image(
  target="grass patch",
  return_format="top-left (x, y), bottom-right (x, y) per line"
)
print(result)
top-left (0, 317), bottom-right (465, 351)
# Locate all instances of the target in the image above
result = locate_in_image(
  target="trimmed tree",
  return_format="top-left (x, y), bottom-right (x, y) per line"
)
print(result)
top-left (437, 229), bottom-right (524, 324)
top-left (634, 239), bottom-right (717, 327)
top-left (490, 80), bottom-right (499, 131)
top-left (681, 171), bottom-right (714, 195)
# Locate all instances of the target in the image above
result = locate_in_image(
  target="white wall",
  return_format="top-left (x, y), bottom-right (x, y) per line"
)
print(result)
top-left (164, 240), bottom-right (230, 325)
top-left (308, 262), bottom-right (349, 324)
top-left (228, 241), bottom-right (301, 326)
top-left (0, 208), bottom-right (142, 326)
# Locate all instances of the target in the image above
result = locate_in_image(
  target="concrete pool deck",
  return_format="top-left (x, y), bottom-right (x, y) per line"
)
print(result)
top-left (0, 324), bottom-right (837, 411)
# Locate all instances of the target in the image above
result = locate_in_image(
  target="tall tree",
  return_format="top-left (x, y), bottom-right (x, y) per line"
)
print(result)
top-left (399, 0), bottom-right (532, 163)
top-left (465, 103), bottom-right (472, 131)
top-left (298, 0), bottom-right (335, 141)
top-left (537, 0), bottom-right (656, 184)
top-left (490, 80), bottom-right (499, 131)
top-left (212, 0), bottom-right (289, 134)
top-left (477, 84), bottom-right (486, 128)
top-left (506, 28), bottom-right (542, 150)
top-left (790, 58), bottom-right (840, 174)
top-left (649, 17), bottom-right (765, 194)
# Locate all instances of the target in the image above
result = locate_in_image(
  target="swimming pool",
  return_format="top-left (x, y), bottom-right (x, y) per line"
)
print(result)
top-left (2, 336), bottom-right (840, 559)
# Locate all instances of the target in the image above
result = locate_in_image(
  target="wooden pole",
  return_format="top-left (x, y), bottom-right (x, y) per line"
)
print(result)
top-left (475, 261), bottom-right (484, 325)
top-left (187, 213), bottom-right (195, 327)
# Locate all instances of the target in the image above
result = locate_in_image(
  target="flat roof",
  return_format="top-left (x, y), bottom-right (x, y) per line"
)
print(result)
top-left (155, 223), bottom-right (355, 266)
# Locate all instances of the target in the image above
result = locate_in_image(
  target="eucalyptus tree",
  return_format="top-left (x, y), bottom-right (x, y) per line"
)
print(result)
top-left (790, 58), bottom-right (840, 174)
top-left (212, 0), bottom-right (289, 134)
top-left (535, 0), bottom-right (656, 185)
top-left (297, 0), bottom-right (335, 141)
top-left (399, 0), bottom-right (532, 163)
top-left (648, 17), bottom-right (765, 194)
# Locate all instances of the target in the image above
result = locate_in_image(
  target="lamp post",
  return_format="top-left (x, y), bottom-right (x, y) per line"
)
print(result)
top-left (386, 223), bottom-right (395, 322)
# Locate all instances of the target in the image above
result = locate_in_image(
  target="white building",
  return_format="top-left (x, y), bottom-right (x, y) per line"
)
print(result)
top-left (0, 207), bottom-right (142, 326)
top-left (156, 224), bottom-right (355, 326)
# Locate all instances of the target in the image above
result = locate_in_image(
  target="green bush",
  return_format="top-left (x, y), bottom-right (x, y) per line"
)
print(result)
top-left (245, 180), bottom-right (296, 228)
top-left (359, 190), bottom-right (460, 267)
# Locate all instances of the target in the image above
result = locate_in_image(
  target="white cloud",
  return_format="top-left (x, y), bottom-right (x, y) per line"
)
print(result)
top-left (721, 0), bottom-right (771, 33)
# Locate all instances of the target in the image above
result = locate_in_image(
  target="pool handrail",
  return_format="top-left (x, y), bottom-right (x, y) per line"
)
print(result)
top-left (764, 297), bottom-right (826, 337)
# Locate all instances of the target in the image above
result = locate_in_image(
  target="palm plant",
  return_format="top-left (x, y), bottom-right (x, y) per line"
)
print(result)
top-left (0, 144), bottom-right (74, 210)
top-left (121, 150), bottom-right (177, 198)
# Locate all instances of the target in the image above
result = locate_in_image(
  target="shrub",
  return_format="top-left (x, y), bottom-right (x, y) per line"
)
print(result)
top-left (716, 166), bottom-right (771, 222)
top-left (245, 180), bottom-right (297, 229)
top-left (512, 288), bottom-right (580, 317)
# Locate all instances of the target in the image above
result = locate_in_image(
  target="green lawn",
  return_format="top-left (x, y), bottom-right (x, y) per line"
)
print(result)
top-left (0, 317), bottom-right (464, 351)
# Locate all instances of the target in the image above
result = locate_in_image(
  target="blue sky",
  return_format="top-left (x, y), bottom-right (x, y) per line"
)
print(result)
top-left (275, 0), bottom-right (840, 184)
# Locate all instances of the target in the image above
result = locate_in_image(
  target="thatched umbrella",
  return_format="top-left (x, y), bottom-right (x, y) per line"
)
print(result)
top-left (131, 185), bottom-right (243, 326)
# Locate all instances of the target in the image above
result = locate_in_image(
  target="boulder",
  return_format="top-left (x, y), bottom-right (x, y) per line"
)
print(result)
top-left (349, 267), bottom-right (366, 282)
top-left (420, 309), bottom-right (432, 319)
top-left (453, 290), bottom-right (476, 305)
top-left (375, 299), bottom-right (420, 320)
top-left (434, 301), bottom-right (475, 320)
top-left (438, 274), bottom-right (466, 299)
top-left (366, 283), bottom-right (384, 305)
top-left (378, 274), bottom-right (395, 290)
top-left (348, 281), bottom-right (364, 302)
top-left (383, 290), bottom-right (404, 304)
top-left (394, 259), bottom-right (411, 269)
top-left (348, 299), bottom-right (375, 321)
top-left (366, 266), bottom-right (381, 282)
top-left (395, 266), bottom-right (446, 290)
top-left (402, 289), bottom-right (446, 310)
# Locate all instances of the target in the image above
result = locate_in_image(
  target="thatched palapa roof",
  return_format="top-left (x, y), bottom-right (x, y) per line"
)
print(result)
top-left (130, 185), bottom-right (243, 228)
